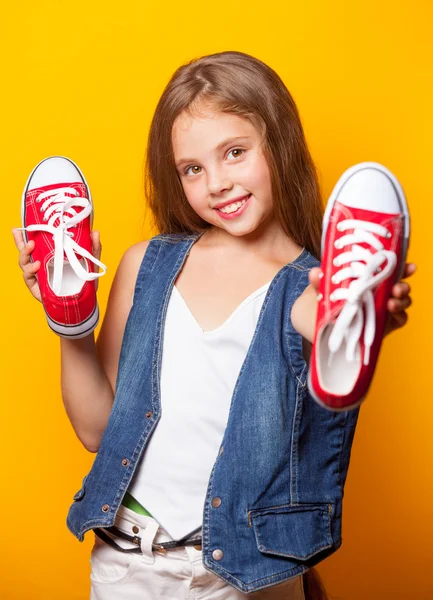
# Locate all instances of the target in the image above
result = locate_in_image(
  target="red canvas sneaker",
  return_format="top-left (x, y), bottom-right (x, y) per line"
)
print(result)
top-left (19, 156), bottom-right (107, 339)
top-left (308, 162), bottom-right (410, 411)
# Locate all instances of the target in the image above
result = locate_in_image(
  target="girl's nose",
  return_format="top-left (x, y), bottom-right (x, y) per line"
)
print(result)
top-left (207, 170), bottom-right (233, 195)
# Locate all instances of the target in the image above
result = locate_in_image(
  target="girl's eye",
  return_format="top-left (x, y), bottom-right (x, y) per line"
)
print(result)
top-left (184, 165), bottom-right (202, 176)
top-left (227, 148), bottom-right (244, 160)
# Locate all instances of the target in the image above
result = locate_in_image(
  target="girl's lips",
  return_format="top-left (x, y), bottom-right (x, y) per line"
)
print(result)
top-left (215, 194), bottom-right (252, 220)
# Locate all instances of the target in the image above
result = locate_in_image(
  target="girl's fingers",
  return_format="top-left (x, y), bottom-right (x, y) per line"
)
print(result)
top-left (387, 296), bottom-right (412, 312)
top-left (12, 229), bottom-right (36, 270)
top-left (308, 267), bottom-right (322, 291)
top-left (91, 230), bottom-right (102, 260)
top-left (392, 281), bottom-right (411, 298)
top-left (12, 228), bottom-right (25, 251)
top-left (403, 263), bottom-right (416, 278)
top-left (23, 260), bottom-right (40, 281)
top-left (390, 310), bottom-right (408, 330)
top-left (18, 240), bottom-right (35, 269)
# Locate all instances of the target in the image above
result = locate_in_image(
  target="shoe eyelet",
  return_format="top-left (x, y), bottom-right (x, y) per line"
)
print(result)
top-left (386, 232), bottom-right (392, 239)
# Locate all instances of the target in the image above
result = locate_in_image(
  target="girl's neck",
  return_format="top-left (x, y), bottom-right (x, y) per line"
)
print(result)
top-left (199, 217), bottom-right (303, 264)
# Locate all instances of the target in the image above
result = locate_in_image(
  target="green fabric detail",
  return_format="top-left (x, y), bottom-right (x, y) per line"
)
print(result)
top-left (121, 491), bottom-right (152, 517)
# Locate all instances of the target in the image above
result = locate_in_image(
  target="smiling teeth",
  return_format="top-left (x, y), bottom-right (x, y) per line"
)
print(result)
top-left (219, 197), bottom-right (248, 214)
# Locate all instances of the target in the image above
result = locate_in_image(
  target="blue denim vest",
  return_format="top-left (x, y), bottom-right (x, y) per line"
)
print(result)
top-left (67, 232), bottom-right (359, 593)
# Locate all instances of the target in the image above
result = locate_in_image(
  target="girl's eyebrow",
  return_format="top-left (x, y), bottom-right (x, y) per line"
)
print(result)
top-left (175, 136), bottom-right (251, 168)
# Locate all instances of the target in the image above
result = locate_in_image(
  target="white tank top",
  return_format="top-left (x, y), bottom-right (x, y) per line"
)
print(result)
top-left (127, 281), bottom-right (271, 540)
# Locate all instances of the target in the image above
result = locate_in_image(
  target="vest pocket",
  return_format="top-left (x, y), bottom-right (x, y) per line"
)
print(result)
top-left (250, 503), bottom-right (334, 560)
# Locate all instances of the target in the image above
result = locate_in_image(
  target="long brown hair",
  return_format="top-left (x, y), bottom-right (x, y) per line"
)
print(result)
top-left (145, 50), bottom-right (323, 258)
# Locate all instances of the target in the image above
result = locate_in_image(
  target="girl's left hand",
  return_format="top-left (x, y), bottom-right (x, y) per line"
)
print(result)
top-left (308, 262), bottom-right (416, 336)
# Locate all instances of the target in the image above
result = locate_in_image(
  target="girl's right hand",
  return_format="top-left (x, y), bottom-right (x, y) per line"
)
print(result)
top-left (12, 229), bottom-right (42, 302)
top-left (12, 228), bottom-right (103, 302)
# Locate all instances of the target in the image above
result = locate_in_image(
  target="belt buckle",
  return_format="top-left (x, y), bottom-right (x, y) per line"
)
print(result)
top-left (152, 543), bottom-right (168, 555)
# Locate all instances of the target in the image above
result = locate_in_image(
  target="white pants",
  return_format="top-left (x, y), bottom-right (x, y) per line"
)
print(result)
top-left (90, 505), bottom-right (305, 599)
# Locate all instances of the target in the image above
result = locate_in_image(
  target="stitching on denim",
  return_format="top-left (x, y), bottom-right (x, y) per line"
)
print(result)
top-left (249, 502), bottom-right (333, 514)
top-left (290, 383), bottom-right (303, 504)
top-left (202, 459), bottom-right (217, 558)
top-left (284, 272), bottom-right (310, 388)
top-left (153, 233), bottom-right (201, 244)
top-left (252, 506), bottom-right (333, 559)
top-left (255, 539), bottom-right (333, 561)
top-left (206, 560), bottom-right (307, 588)
top-left (80, 517), bottom-right (115, 530)
top-left (134, 238), bottom-right (162, 296)
top-left (111, 421), bottom-right (158, 510)
top-left (284, 345), bottom-right (306, 387)
top-left (249, 502), bottom-right (309, 514)
top-left (336, 411), bottom-right (349, 492)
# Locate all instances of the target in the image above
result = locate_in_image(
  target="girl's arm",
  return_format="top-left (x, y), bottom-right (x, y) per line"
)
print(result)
top-left (13, 227), bottom-right (149, 453)
top-left (291, 263), bottom-right (416, 345)
top-left (60, 237), bottom-right (149, 452)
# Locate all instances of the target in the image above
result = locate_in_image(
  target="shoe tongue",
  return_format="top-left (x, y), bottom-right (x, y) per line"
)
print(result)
top-left (47, 255), bottom-right (87, 268)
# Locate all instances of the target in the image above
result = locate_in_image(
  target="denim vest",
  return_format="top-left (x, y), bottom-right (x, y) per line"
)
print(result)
top-left (67, 232), bottom-right (359, 594)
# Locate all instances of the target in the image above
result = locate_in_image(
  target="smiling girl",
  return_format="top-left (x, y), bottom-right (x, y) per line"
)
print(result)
top-left (14, 51), bottom-right (414, 599)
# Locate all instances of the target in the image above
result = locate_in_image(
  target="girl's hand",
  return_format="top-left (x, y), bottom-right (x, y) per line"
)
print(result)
top-left (308, 262), bottom-right (416, 336)
top-left (90, 230), bottom-right (103, 292)
top-left (12, 229), bottom-right (42, 302)
top-left (12, 229), bottom-right (103, 300)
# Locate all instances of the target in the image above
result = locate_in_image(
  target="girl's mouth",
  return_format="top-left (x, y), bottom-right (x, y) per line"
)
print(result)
top-left (215, 194), bottom-right (252, 220)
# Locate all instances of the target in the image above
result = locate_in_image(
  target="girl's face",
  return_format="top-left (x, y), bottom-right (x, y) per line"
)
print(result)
top-left (172, 107), bottom-right (274, 237)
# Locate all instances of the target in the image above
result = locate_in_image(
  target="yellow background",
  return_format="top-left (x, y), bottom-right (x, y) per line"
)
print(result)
top-left (2, 1), bottom-right (432, 598)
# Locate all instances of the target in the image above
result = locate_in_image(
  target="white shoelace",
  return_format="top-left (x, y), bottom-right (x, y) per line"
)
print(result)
top-left (327, 219), bottom-right (397, 366)
top-left (20, 187), bottom-right (107, 295)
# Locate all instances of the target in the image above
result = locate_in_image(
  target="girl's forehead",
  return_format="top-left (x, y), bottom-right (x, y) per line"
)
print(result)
top-left (172, 110), bottom-right (258, 156)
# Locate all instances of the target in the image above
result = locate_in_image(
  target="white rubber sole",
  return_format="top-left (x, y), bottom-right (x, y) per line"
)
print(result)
top-left (46, 304), bottom-right (100, 339)
top-left (308, 162), bottom-right (410, 412)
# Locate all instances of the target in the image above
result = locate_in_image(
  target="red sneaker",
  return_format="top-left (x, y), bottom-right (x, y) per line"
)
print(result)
top-left (308, 162), bottom-right (410, 411)
top-left (19, 156), bottom-right (107, 339)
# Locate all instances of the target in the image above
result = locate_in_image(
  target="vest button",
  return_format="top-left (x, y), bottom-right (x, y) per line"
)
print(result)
top-left (121, 458), bottom-right (130, 467)
top-left (132, 525), bottom-right (140, 534)
top-left (145, 411), bottom-right (153, 419)
top-left (212, 549), bottom-right (224, 561)
top-left (211, 497), bottom-right (222, 508)
top-left (101, 504), bottom-right (110, 513)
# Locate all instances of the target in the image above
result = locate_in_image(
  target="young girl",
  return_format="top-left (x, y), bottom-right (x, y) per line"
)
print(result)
top-left (13, 51), bottom-right (414, 599)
